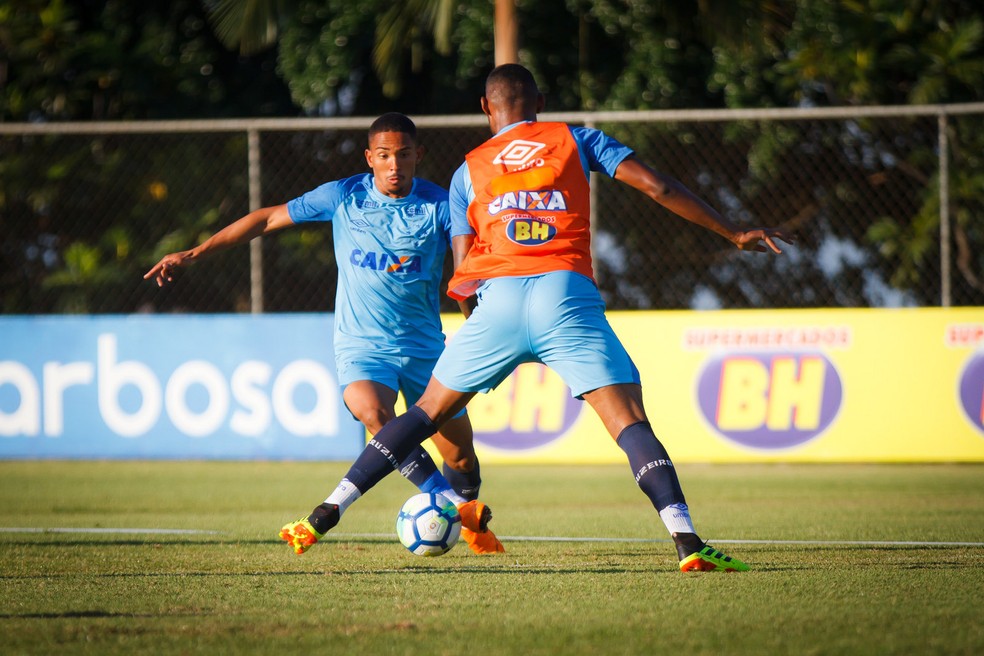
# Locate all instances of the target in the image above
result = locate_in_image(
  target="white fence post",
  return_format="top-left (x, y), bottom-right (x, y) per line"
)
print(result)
top-left (938, 112), bottom-right (951, 308)
top-left (247, 128), bottom-right (263, 314)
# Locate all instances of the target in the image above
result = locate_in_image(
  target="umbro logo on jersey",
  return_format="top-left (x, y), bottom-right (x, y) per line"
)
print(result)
top-left (493, 139), bottom-right (546, 167)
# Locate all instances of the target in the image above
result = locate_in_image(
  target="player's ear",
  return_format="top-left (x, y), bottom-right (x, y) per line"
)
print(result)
top-left (480, 96), bottom-right (491, 117)
top-left (416, 145), bottom-right (426, 163)
top-left (364, 148), bottom-right (373, 169)
top-left (535, 92), bottom-right (545, 113)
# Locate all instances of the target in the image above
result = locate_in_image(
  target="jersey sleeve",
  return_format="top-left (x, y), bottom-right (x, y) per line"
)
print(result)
top-left (434, 187), bottom-right (453, 244)
top-left (570, 126), bottom-right (634, 178)
top-left (286, 179), bottom-right (347, 223)
top-left (448, 162), bottom-right (475, 237)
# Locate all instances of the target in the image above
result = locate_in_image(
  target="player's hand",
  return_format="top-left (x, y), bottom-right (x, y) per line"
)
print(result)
top-left (733, 228), bottom-right (795, 254)
top-left (143, 251), bottom-right (193, 287)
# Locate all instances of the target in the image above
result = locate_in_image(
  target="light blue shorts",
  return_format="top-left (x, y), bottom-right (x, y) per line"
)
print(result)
top-left (336, 351), bottom-right (466, 419)
top-left (432, 271), bottom-right (640, 398)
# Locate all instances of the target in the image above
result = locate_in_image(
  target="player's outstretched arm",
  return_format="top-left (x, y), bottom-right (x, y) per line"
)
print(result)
top-left (614, 157), bottom-right (794, 254)
top-left (143, 204), bottom-right (294, 287)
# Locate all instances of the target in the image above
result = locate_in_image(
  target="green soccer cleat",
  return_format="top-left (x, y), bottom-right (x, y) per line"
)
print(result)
top-left (279, 518), bottom-right (324, 555)
top-left (679, 545), bottom-right (750, 572)
top-left (279, 503), bottom-right (339, 555)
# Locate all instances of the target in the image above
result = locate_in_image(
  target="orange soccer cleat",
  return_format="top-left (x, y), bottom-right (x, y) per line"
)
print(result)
top-left (456, 500), bottom-right (506, 554)
top-left (460, 526), bottom-right (505, 554)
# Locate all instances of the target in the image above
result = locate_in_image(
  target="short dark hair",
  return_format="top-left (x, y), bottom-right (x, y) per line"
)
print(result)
top-left (368, 112), bottom-right (417, 144)
top-left (485, 64), bottom-right (539, 104)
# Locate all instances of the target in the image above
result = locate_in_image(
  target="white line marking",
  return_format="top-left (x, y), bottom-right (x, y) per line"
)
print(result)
top-left (329, 533), bottom-right (984, 547)
top-left (704, 538), bottom-right (984, 547)
top-left (3, 528), bottom-right (981, 547)
top-left (0, 527), bottom-right (221, 535)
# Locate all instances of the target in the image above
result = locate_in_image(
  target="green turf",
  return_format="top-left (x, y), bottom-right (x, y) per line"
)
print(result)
top-left (1, 462), bottom-right (982, 655)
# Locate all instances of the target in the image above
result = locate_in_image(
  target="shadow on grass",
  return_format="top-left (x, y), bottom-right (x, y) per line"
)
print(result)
top-left (0, 536), bottom-right (392, 548)
top-left (6, 537), bottom-right (982, 550)
top-left (4, 538), bottom-right (981, 578)
top-left (0, 565), bottom-right (667, 580)
top-left (0, 610), bottom-right (204, 619)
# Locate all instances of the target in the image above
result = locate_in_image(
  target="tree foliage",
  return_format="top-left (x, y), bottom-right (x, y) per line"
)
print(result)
top-left (1, 0), bottom-right (294, 314)
top-left (1, 0), bottom-right (295, 121)
top-left (701, 0), bottom-right (984, 305)
top-left (1, 0), bottom-right (982, 312)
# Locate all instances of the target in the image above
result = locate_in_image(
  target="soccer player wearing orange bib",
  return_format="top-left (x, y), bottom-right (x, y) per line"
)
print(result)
top-left (288, 65), bottom-right (793, 571)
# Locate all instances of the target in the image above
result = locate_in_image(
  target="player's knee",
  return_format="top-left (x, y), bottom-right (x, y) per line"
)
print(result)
top-left (444, 453), bottom-right (477, 473)
top-left (352, 407), bottom-right (393, 434)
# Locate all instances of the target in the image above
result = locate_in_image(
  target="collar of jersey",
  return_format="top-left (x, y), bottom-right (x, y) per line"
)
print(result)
top-left (494, 120), bottom-right (535, 137)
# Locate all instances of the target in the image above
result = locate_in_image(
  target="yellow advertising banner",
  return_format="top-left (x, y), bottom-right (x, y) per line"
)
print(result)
top-left (419, 307), bottom-right (984, 463)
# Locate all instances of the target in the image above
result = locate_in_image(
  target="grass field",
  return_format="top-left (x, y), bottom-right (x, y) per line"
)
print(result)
top-left (1, 461), bottom-right (982, 655)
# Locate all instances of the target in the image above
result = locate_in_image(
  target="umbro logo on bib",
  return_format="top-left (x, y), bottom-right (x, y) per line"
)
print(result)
top-left (493, 139), bottom-right (546, 167)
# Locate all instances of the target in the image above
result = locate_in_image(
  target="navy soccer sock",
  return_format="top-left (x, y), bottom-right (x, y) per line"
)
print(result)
top-left (442, 460), bottom-right (482, 501)
top-left (398, 446), bottom-right (439, 488)
top-left (616, 421), bottom-right (686, 512)
top-left (344, 405), bottom-right (438, 493)
top-left (397, 445), bottom-right (466, 501)
top-left (617, 422), bottom-right (699, 553)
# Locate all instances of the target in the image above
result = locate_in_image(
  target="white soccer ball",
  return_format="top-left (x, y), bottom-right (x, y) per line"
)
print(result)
top-left (396, 492), bottom-right (462, 556)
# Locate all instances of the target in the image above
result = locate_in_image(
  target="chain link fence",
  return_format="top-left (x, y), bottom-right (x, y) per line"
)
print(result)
top-left (2, 105), bottom-right (982, 315)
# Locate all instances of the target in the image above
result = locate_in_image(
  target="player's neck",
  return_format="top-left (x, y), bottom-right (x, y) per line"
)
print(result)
top-left (371, 178), bottom-right (414, 199)
top-left (491, 115), bottom-right (537, 136)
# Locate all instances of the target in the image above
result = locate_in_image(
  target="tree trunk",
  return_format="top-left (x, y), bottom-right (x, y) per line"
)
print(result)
top-left (494, 0), bottom-right (518, 65)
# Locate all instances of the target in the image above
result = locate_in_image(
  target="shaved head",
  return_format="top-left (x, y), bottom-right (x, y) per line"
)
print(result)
top-left (485, 64), bottom-right (540, 108)
top-left (480, 63), bottom-right (544, 133)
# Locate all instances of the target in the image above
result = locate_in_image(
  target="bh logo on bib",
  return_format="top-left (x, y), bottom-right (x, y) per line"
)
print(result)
top-left (505, 214), bottom-right (557, 246)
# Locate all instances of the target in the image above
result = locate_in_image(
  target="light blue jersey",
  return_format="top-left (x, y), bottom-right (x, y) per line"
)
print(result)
top-left (287, 173), bottom-right (451, 361)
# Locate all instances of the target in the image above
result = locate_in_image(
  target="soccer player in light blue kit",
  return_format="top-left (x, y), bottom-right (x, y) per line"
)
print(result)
top-left (281, 66), bottom-right (793, 572)
top-left (144, 113), bottom-right (503, 555)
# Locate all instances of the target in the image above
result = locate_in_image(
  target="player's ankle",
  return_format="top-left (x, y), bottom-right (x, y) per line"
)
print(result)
top-left (307, 503), bottom-right (340, 535)
top-left (672, 532), bottom-right (705, 560)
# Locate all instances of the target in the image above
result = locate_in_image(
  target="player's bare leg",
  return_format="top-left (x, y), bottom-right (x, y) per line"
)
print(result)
top-left (581, 383), bottom-right (647, 439)
top-left (342, 380), bottom-right (397, 434)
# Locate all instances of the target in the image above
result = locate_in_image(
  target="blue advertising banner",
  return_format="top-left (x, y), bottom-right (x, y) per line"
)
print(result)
top-left (6, 309), bottom-right (982, 463)
top-left (0, 315), bottom-right (364, 459)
